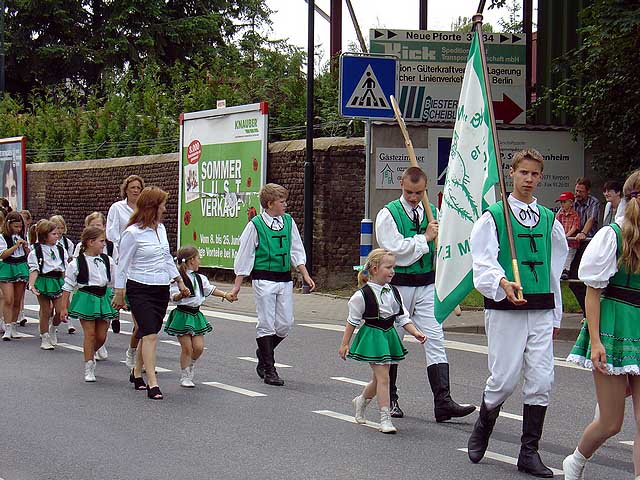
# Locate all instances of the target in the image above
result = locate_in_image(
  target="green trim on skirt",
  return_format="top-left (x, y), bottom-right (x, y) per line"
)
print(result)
top-left (164, 308), bottom-right (212, 336)
top-left (34, 275), bottom-right (64, 298)
top-left (0, 261), bottom-right (28, 282)
top-left (69, 289), bottom-right (119, 321)
top-left (347, 324), bottom-right (408, 363)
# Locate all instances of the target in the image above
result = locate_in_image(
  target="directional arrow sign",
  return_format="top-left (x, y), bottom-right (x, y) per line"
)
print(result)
top-left (387, 30), bottom-right (397, 39)
top-left (500, 33), bottom-right (510, 43)
top-left (492, 94), bottom-right (524, 124)
top-left (374, 30), bottom-right (384, 39)
top-left (512, 34), bottom-right (522, 43)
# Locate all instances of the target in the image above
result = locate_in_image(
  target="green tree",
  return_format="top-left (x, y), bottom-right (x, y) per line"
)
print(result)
top-left (451, 16), bottom-right (495, 33)
top-left (497, 0), bottom-right (524, 33)
top-left (541, 0), bottom-right (640, 175)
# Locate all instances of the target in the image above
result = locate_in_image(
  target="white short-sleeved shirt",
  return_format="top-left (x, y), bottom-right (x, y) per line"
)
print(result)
top-left (347, 282), bottom-right (411, 328)
top-left (170, 270), bottom-right (215, 308)
top-left (63, 254), bottom-right (116, 292)
top-left (0, 234), bottom-right (27, 259)
top-left (27, 244), bottom-right (66, 274)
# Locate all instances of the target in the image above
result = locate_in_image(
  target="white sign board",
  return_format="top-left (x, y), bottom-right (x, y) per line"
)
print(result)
top-left (370, 30), bottom-right (526, 124)
top-left (373, 130), bottom-right (584, 208)
top-left (375, 147), bottom-right (428, 189)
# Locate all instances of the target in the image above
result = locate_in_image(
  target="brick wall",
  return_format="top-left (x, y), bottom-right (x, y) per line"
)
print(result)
top-left (26, 138), bottom-right (365, 288)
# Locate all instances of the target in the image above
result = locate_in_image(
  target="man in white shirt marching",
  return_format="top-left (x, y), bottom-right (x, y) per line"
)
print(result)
top-left (468, 149), bottom-right (568, 478)
top-left (376, 166), bottom-right (475, 422)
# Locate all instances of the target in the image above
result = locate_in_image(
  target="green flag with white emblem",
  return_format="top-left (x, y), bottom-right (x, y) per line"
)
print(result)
top-left (434, 30), bottom-right (499, 324)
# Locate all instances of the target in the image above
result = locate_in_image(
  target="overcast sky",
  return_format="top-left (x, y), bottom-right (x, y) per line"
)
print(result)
top-left (263, 0), bottom-right (526, 56)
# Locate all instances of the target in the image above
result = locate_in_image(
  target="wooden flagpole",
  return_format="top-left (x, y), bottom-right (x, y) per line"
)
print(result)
top-left (389, 95), bottom-right (462, 315)
top-left (473, 10), bottom-right (523, 298)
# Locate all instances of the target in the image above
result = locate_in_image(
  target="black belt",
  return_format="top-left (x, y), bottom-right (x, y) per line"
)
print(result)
top-left (3, 255), bottom-right (26, 264)
top-left (40, 270), bottom-right (63, 279)
top-left (484, 293), bottom-right (555, 310)
top-left (391, 271), bottom-right (435, 287)
top-left (252, 270), bottom-right (292, 282)
top-left (80, 285), bottom-right (107, 296)
top-left (363, 314), bottom-right (397, 330)
top-left (603, 285), bottom-right (640, 308)
top-left (177, 305), bottom-right (201, 314)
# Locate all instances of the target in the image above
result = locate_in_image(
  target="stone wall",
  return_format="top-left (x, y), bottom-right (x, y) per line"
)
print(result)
top-left (25, 138), bottom-right (365, 288)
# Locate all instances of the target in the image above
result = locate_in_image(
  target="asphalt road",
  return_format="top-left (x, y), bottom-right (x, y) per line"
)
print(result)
top-left (0, 298), bottom-right (635, 480)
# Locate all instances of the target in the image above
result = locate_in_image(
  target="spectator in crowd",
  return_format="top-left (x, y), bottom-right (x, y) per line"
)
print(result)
top-left (569, 178), bottom-right (601, 316)
top-left (602, 180), bottom-right (623, 226)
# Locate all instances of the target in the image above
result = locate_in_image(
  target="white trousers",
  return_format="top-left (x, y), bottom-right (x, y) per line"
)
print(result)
top-left (484, 309), bottom-right (555, 409)
top-left (252, 280), bottom-right (294, 338)
top-left (395, 284), bottom-right (448, 367)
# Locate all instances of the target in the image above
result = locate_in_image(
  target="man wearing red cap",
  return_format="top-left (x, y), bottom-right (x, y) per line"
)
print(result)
top-left (555, 191), bottom-right (581, 280)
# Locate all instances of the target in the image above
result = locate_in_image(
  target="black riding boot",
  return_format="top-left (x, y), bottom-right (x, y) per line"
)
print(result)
top-left (257, 336), bottom-right (284, 386)
top-left (255, 335), bottom-right (284, 379)
top-left (388, 364), bottom-right (403, 417)
top-left (467, 396), bottom-right (502, 463)
top-left (427, 363), bottom-right (476, 422)
top-left (517, 404), bottom-right (553, 478)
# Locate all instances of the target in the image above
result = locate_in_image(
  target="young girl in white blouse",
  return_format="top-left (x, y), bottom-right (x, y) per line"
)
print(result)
top-left (0, 212), bottom-right (29, 341)
top-left (165, 246), bottom-right (235, 387)
top-left (59, 227), bottom-right (118, 382)
top-left (27, 220), bottom-right (67, 350)
top-left (564, 170), bottom-right (640, 479)
top-left (339, 249), bottom-right (426, 434)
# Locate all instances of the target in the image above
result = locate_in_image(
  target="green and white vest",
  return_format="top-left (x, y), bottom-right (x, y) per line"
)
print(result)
top-left (251, 214), bottom-right (292, 282)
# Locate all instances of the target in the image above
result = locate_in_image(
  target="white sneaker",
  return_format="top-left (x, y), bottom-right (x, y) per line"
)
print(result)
top-left (562, 453), bottom-right (586, 480)
top-left (379, 407), bottom-right (397, 434)
top-left (2, 324), bottom-right (12, 341)
top-left (0, 319), bottom-right (4, 333)
top-left (125, 348), bottom-right (136, 369)
top-left (188, 364), bottom-right (196, 383)
top-left (180, 368), bottom-right (195, 388)
top-left (48, 323), bottom-right (58, 346)
top-left (94, 345), bottom-right (108, 361)
top-left (40, 333), bottom-right (55, 350)
top-left (352, 395), bottom-right (371, 424)
top-left (10, 323), bottom-right (17, 338)
top-left (84, 360), bottom-right (96, 382)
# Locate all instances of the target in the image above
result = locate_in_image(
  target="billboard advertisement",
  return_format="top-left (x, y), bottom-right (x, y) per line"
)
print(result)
top-left (0, 136), bottom-right (27, 211)
top-left (178, 103), bottom-right (268, 269)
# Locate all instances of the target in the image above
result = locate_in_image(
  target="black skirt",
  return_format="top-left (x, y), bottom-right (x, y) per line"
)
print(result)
top-left (126, 280), bottom-right (170, 339)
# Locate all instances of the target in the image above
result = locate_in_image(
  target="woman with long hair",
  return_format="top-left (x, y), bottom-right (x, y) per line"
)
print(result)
top-left (564, 170), bottom-right (640, 479)
top-left (107, 175), bottom-right (145, 349)
top-left (0, 212), bottom-right (29, 340)
top-left (112, 187), bottom-right (190, 399)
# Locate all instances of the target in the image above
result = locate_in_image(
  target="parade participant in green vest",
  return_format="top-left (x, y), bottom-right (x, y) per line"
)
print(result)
top-left (376, 166), bottom-right (475, 421)
top-left (468, 149), bottom-right (568, 478)
top-left (231, 183), bottom-right (315, 386)
top-left (564, 170), bottom-right (640, 479)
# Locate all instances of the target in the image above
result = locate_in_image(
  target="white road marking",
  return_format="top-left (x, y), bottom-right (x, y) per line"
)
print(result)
top-left (57, 342), bottom-right (84, 352)
top-left (12, 332), bottom-right (34, 338)
top-left (457, 448), bottom-right (563, 476)
top-left (620, 440), bottom-right (634, 446)
top-left (313, 410), bottom-right (380, 429)
top-left (202, 382), bottom-right (266, 397)
top-left (237, 357), bottom-right (291, 368)
top-left (475, 406), bottom-right (522, 422)
top-left (161, 340), bottom-right (182, 346)
top-left (119, 331), bottom-right (132, 336)
top-left (299, 323), bottom-right (345, 332)
top-left (118, 361), bottom-right (171, 373)
top-left (331, 376), bottom-right (368, 386)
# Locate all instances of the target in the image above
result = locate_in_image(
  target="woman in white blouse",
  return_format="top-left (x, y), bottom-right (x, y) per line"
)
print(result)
top-left (112, 187), bottom-right (190, 400)
top-left (106, 175), bottom-right (144, 358)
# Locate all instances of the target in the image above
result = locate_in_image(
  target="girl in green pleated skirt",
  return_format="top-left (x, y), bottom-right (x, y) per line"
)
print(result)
top-left (563, 170), bottom-right (640, 479)
top-left (27, 220), bottom-right (67, 350)
top-left (338, 249), bottom-right (426, 434)
top-left (0, 212), bottom-right (29, 341)
top-left (165, 246), bottom-right (235, 388)
top-left (59, 226), bottom-right (118, 382)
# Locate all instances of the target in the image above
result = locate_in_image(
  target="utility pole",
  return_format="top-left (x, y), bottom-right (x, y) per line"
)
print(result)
top-left (419, 0), bottom-right (428, 30)
top-left (329, 0), bottom-right (341, 75)
top-left (0, 0), bottom-right (5, 93)
top-left (303, 0), bottom-right (314, 280)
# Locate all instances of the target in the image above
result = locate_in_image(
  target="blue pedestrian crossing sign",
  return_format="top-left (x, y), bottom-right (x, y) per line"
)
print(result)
top-left (340, 54), bottom-right (398, 121)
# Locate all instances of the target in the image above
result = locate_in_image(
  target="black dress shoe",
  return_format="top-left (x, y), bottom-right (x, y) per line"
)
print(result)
top-left (389, 400), bottom-right (404, 418)
top-left (111, 319), bottom-right (121, 334)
